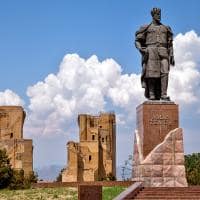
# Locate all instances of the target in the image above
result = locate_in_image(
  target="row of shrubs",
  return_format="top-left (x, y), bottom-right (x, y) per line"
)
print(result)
top-left (0, 149), bottom-right (37, 189)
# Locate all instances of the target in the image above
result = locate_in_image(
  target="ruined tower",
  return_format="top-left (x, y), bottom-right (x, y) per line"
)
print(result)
top-left (62, 112), bottom-right (116, 182)
top-left (0, 106), bottom-right (33, 176)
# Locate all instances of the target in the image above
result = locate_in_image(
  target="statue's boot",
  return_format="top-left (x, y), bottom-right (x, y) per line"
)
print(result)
top-left (148, 78), bottom-right (156, 100)
top-left (161, 74), bottom-right (170, 101)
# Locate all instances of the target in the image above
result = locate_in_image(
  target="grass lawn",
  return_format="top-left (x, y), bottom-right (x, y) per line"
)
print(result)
top-left (0, 187), bottom-right (78, 200)
top-left (0, 186), bottom-right (126, 200)
top-left (103, 186), bottom-right (126, 200)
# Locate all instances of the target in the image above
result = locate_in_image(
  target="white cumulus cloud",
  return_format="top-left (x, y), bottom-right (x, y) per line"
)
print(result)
top-left (0, 89), bottom-right (24, 106)
top-left (25, 30), bottom-right (200, 137)
top-left (169, 30), bottom-right (200, 104)
top-left (25, 54), bottom-right (125, 136)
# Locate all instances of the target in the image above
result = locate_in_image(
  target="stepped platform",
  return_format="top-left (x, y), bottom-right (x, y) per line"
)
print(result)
top-left (114, 183), bottom-right (200, 200)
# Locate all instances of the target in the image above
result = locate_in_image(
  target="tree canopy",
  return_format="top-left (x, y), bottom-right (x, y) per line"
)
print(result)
top-left (185, 153), bottom-right (200, 185)
top-left (0, 148), bottom-right (13, 188)
top-left (0, 148), bottom-right (38, 189)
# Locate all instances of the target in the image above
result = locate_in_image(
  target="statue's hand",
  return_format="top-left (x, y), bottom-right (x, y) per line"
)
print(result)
top-left (170, 56), bottom-right (175, 66)
top-left (141, 48), bottom-right (148, 64)
top-left (140, 47), bottom-right (148, 54)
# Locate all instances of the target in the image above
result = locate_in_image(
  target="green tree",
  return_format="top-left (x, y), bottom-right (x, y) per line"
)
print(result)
top-left (9, 170), bottom-right (38, 189)
top-left (9, 169), bottom-right (25, 189)
top-left (106, 172), bottom-right (116, 181)
top-left (23, 171), bottom-right (38, 189)
top-left (26, 171), bottom-right (38, 184)
top-left (0, 149), bottom-right (13, 189)
top-left (56, 168), bottom-right (65, 182)
top-left (0, 148), bottom-right (38, 190)
top-left (185, 153), bottom-right (200, 185)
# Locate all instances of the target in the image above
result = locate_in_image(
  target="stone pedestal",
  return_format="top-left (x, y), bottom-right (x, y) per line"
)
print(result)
top-left (136, 101), bottom-right (178, 159)
top-left (133, 101), bottom-right (187, 187)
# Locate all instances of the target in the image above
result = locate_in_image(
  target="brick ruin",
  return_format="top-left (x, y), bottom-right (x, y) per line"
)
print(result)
top-left (0, 106), bottom-right (33, 176)
top-left (62, 112), bottom-right (116, 182)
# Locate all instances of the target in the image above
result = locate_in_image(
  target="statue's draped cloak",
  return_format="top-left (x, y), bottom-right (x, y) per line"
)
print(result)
top-left (135, 23), bottom-right (173, 98)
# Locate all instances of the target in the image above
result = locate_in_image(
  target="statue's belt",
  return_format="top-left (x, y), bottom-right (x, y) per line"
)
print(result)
top-left (146, 43), bottom-right (167, 48)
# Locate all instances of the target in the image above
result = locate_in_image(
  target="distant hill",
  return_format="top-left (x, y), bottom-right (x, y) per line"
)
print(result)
top-left (35, 165), bottom-right (65, 181)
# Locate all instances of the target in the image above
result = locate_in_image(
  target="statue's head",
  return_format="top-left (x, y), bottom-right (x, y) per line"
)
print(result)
top-left (151, 7), bottom-right (161, 23)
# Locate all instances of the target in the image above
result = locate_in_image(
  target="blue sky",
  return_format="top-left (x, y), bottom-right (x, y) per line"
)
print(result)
top-left (1, 0), bottom-right (200, 96)
top-left (0, 1), bottom-right (200, 171)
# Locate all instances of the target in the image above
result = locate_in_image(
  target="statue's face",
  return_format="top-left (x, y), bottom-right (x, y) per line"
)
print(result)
top-left (153, 12), bottom-right (161, 23)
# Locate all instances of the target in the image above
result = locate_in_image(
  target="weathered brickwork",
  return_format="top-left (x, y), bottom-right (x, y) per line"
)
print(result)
top-left (0, 106), bottom-right (33, 176)
top-left (62, 112), bottom-right (116, 182)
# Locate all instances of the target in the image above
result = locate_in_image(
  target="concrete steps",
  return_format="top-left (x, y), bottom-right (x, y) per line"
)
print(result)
top-left (131, 187), bottom-right (200, 200)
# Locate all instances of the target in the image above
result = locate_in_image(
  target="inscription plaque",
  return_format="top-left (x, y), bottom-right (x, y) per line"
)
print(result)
top-left (136, 101), bottom-right (178, 158)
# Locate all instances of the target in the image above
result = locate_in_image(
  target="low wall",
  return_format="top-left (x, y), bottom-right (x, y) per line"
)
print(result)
top-left (32, 181), bottom-right (135, 188)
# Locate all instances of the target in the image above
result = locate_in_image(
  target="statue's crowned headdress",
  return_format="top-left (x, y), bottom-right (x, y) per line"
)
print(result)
top-left (151, 7), bottom-right (161, 16)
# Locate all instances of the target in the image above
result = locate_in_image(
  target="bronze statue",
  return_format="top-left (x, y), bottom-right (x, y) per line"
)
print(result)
top-left (135, 8), bottom-right (175, 101)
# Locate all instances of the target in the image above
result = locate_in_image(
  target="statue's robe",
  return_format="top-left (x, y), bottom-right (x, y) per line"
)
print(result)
top-left (135, 23), bottom-right (173, 99)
